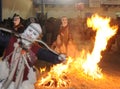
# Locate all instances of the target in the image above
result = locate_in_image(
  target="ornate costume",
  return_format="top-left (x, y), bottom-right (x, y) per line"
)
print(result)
top-left (0, 23), bottom-right (66, 89)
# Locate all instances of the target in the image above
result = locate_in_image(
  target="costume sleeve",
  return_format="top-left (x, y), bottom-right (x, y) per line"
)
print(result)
top-left (0, 30), bottom-right (11, 57)
top-left (36, 48), bottom-right (61, 64)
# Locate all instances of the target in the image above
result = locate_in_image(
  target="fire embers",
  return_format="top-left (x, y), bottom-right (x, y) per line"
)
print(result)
top-left (35, 59), bottom-right (72, 88)
top-left (40, 73), bottom-right (70, 88)
top-left (35, 14), bottom-right (118, 89)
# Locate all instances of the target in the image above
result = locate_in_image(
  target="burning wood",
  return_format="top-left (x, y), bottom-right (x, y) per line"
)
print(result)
top-left (35, 57), bottom-right (72, 88)
top-left (35, 14), bottom-right (118, 88)
top-left (39, 74), bottom-right (70, 87)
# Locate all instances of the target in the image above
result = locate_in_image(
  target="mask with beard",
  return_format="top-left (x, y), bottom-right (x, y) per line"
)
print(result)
top-left (20, 23), bottom-right (42, 48)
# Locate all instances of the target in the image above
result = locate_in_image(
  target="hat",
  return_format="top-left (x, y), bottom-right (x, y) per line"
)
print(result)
top-left (29, 23), bottom-right (42, 34)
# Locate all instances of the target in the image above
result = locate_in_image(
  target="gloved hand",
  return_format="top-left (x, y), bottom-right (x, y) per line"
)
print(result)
top-left (58, 54), bottom-right (66, 62)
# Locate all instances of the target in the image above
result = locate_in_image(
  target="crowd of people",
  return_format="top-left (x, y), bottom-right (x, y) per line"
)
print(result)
top-left (0, 14), bottom-right (66, 89)
top-left (0, 13), bottom-right (120, 89)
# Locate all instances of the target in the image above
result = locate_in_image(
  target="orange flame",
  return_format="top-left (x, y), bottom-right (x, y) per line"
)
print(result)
top-left (40, 67), bottom-right (46, 73)
top-left (82, 14), bottom-right (118, 79)
top-left (36, 57), bottom-right (72, 88)
top-left (35, 14), bottom-right (118, 88)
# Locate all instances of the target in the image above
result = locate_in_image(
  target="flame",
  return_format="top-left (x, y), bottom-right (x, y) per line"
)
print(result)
top-left (40, 67), bottom-right (46, 73)
top-left (35, 14), bottom-right (118, 88)
top-left (36, 57), bottom-right (72, 88)
top-left (82, 14), bottom-right (118, 79)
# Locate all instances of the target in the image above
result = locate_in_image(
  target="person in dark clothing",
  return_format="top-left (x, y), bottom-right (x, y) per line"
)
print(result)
top-left (0, 14), bottom-right (25, 57)
top-left (12, 14), bottom-right (25, 33)
top-left (51, 16), bottom-right (72, 54)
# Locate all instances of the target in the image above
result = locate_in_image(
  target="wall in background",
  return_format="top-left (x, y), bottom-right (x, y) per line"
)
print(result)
top-left (2, 0), bottom-right (35, 19)
top-left (2, 0), bottom-right (120, 19)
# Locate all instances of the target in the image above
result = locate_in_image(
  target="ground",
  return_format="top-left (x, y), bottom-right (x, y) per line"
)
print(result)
top-left (35, 50), bottom-right (120, 89)
top-left (35, 26), bottom-right (120, 89)
top-left (0, 39), bottom-right (119, 89)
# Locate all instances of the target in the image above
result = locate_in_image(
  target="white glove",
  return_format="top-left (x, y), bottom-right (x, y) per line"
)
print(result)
top-left (58, 54), bottom-right (66, 62)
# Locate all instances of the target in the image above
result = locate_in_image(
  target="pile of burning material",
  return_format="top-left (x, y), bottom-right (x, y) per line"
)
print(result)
top-left (35, 57), bottom-right (72, 88)
top-left (39, 73), bottom-right (70, 87)
top-left (35, 14), bottom-right (118, 89)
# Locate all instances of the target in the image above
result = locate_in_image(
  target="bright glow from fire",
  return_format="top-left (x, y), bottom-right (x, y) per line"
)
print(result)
top-left (40, 67), bottom-right (46, 73)
top-left (36, 57), bottom-right (72, 88)
top-left (35, 14), bottom-right (118, 88)
top-left (82, 14), bottom-right (118, 79)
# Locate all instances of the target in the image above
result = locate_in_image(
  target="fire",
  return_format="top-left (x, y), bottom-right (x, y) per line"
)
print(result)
top-left (35, 14), bottom-right (118, 88)
top-left (36, 57), bottom-right (72, 88)
top-left (40, 67), bottom-right (46, 73)
top-left (82, 14), bottom-right (118, 79)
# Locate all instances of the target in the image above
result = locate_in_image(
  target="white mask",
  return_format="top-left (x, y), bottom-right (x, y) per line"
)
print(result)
top-left (21, 23), bottom-right (42, 46)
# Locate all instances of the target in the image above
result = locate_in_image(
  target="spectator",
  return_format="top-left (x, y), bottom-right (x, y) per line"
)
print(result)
top-left (12, 14), bottom-right (25, 33)
top-left (0, 14), bottom-right (25, 57)
top-left (51, 16), bottom-right (73, 55)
